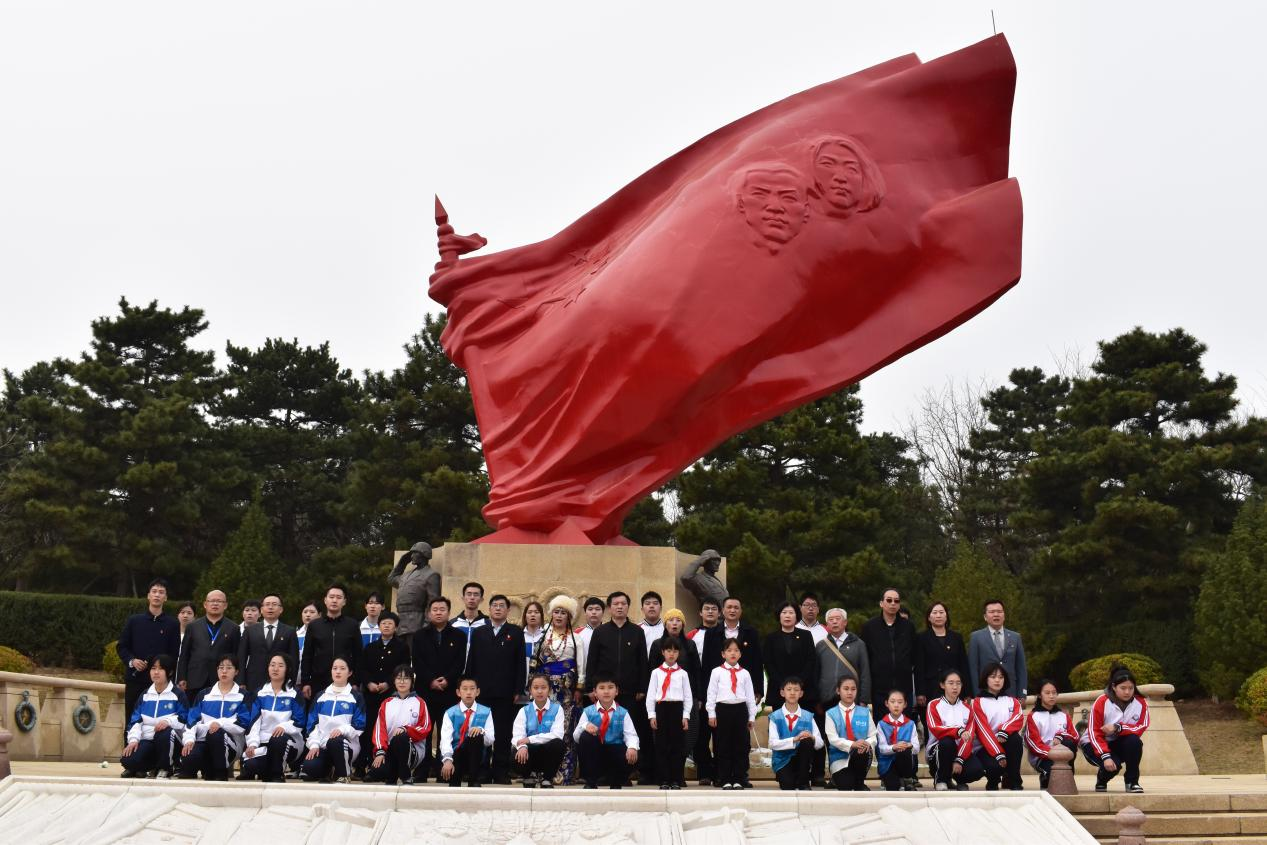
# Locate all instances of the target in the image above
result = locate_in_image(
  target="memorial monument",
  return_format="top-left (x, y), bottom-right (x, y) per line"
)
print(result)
top-left (424, 35), bottom-right (1022, 604)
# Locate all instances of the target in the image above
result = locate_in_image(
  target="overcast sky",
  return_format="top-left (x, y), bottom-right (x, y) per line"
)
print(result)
top-left (2, 1), bottom-right (1265, 434)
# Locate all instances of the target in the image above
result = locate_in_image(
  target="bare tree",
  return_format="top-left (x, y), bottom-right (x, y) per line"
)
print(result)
top-left (902, 377), bottom-right (992, 518)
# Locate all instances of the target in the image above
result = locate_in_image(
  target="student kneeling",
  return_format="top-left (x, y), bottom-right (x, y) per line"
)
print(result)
top-left (824, 675), bottom-right (876, 791)
top-left (513, 674), bottom-right (567, 787)
top-left (769, 676), bottom-right (825, 791)
top-left (302, 657), bottom-right (367, 784)
top-left (876, 689), bottom-right (921, 791)
top-left (370, 665), bottom-right (432, 786)
top-left (440, 676), bottom-right (494, 787)
top-left (1079, 664), bottom-right (1149, 794)
top-left (180, 655), bottom-right (247, 781)
top-left (574, 674), bottom-right (639, 789)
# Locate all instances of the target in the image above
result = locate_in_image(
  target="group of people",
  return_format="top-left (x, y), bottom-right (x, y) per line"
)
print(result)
top-left (114, 572), bottom-right (1150, 794)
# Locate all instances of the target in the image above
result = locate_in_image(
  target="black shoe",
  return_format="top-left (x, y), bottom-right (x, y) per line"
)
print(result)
top-left (539, 779), bottom-right (554, 789)
top-left (670, 783), bottom-right (681, 790)
top-left (1125, 782), bottom-right (1144, 794)
top-left (584, 783), bottom-right (598, 789)
top-left (469, 781), bottom-right (482, 787)
top-left (1094, 782), bottom-right (1108, 793)
top-left (523, 775), bottom-right (537, 788)
top-left (740, 780), bottom-right (753, 789)
top-left (120, 770), bottom-right (137, 779)
top-left (659, 783), bottom-right (672, 790)
top-left (1009, 784), bottom-right (1024, 791)
top-left (698, 778), bottom-right (712, 787)
top-left (610, 784), bottom-right (622, 790)
top-left (955, 783), bottom-right (970, 791)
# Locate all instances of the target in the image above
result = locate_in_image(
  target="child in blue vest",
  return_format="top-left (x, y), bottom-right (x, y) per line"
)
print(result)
top-left (767, 676), bottom-right (823, 790)
top-left (824, 674), bottom-right (876, 790)
top-left (440, 675), bottom-right (494, 786)
top-left (877, 688), bottom-right (921, 791)
top-left (512, 674), bottom-right (567, 787)
top-left (573, 674), bottom-right (639, 789)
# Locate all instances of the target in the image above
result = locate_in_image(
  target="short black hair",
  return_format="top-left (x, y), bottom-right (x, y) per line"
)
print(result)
top-left (242, 599), bottom-right (261, 611)
top-left (720, 637), bottom-right (742, 653)
top-left (527, 673), bottom-right (551, 689)
top-left (700, 597), bottom-right (721, 611)
top-left (488, 594), bottom-right (510, 608)
top-left (178, 601), bottom-right (196, 614)
top-left (150, 654), bottom-right (177, 678)
top-left (429, 596), bottom-right (452, 611)
top-left (659, 636), bottom-right (683, 653)
top-left (261, 593), bottom-right (283, 605)
top-left (924, 601), bottom-right (951, 630)
top-left (983, 598), bottom-right (1006, 612)
top-left (366, 592), bottom-right (385, 604)
top-left (607, 591), bottom-right (631, 606)
top-left (979, 661), bottom-right (1010, 692)
top-left (885, 688), bottom-right (908, 702)
top-left (325, 583), bottom-right (348, 599)
top-left (393, 663), bottom-right (415, 684)
top-left (147, 578), bottom-right (169, 592)
top-left (584, 596), bottom-right (606, 610)
top-left (216, 654), bottom-right (239, 670)
top-left (456, 674), bottom-right (479, 688)
top-left (379, 611), bottom-right (400, 626)
top-left (640, 591), bottom-right (662, 605)
top-left (590, 673), bottom-right (618, 689)
top-left (722, 596), bottom-right (742, 609)
top-left (782, 675), bottom-right (804, 690)
top-left (461, 582), bottom-right (485, 596)
top-left (798, 592), bottom-right (819, 605)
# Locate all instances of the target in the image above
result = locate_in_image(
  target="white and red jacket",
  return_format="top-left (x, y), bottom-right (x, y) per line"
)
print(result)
top-left (971, 693), bottom-right (1024, 758)
top-left (925, 696), bottom-right (974, 763)
top-left (372, 692), bottom-right (431, 756)
top-left (1025, 705), bottom-right (1078, 765)
top-left (1081, 692), bottom-right (1149, 759)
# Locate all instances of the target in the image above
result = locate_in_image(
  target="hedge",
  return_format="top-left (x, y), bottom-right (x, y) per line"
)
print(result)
top-left (0, 591), bottom-right (179, 669)
top-left (1068, 653), bottom-right (1164, 692)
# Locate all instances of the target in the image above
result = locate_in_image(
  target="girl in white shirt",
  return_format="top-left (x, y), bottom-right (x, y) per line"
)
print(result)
top-left (1025, 678), bottom-right (1078, 790)
top-left (970, 662), bottom-right (1023, 790)
top-left (925, 668), bottom-right (984, 791)
top-left (706, 639), bottom-right (758, 790)
top-left (1079, 664), bottom-right (1150, 793)
top-left (301, 657), bottom-right (367, 784)
top-left (824, 675), bottom-right (877, 791)
top-left (512, 674), bottom-right (568, 786)
top-left (646, 637), bottom-right (693, 790)
top-left (240, 654), bottom-right (306, 782)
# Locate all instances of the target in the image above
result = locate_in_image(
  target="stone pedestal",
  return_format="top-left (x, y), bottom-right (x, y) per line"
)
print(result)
top-left (428, 543), bottom-right (726, 623)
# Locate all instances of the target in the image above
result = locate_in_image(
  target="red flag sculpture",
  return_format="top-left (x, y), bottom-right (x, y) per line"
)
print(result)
top-left (430, 35), bottom-right (1023, 546)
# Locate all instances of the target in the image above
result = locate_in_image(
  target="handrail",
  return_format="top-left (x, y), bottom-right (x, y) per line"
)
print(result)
top-left (0, 671), bottom-right (124, 694)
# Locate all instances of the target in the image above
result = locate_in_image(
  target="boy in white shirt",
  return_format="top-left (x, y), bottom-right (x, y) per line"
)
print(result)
top-left (825, 675), bottom-right (877, 791)
top-left (706, 638), bottom-right (758, 790)
top-left (767, 676), bottom-right (823, 790)
top-left (647, 637), bottom-right (692, 790)
top-left (439, 676), bottom-right (494, 787)
top-left (574, 675), bottom-right (639, 789)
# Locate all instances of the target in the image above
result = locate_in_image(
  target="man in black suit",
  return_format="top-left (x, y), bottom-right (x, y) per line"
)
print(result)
top-left (237, 592), bottom-right (299, 692)
top-left (301, 583), bottom-right (363, 699)
top-left (467, 593), bottom-right (526, 784)
top-left (412, 596), bottom-right (466, 781)
top-left (702, 596), bottom-right (764, 786)
top-left (177, 589), bottom-right (242, 695)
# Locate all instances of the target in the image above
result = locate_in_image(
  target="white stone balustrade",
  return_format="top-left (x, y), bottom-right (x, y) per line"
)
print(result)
top-left (0, 671), bottom-right (124, 762)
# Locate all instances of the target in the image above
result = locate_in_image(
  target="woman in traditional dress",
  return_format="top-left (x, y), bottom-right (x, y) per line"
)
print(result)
top-left (530, 595), bottom-right (586, 783)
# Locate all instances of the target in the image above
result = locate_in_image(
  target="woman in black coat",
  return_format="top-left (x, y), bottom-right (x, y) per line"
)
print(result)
top-left (762, 602), bottom-right (818, 709)
top-left (913, 601), bottom-right (971, 709)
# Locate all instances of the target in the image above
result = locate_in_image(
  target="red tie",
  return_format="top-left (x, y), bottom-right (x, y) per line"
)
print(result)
top-left (598, 706), bottom-right (612, 743)
top-left (727, 666), bottom-right (740, 693)
top-left (458, 708), bottom-right (473, 747)
top-left (844, 707), bottom-right (856, 741)
top-left (787, 713), bottom-right (798, 732)
top-left (886, 717), bottom-right (899, 746)
top-left (659, 666), bottom-right (677, 701)
top-left (536, 707), bottom-right (546, 725)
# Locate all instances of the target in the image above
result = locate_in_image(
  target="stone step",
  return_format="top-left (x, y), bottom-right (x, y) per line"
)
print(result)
top-left (1078, 812), bottom-right (1267, 838)
top-left (1095, 838), bottom-right (1267, 845)
top-left (1058, 793), bottom-right (1267, 815)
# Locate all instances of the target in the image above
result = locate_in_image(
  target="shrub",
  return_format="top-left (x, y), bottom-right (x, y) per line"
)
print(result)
top-left (0, 591), bottom-right (177, 668)
top-left (103, 640), bottom-right (125, 682)
top-left (1069, 653), bottom-right (1163, 691)
top-left (1194, 498), bottom-right (1267, 700)
top-left (1235, 667), bottom-right (1267, 723)
top-left (0, 644), bottom-right (35, 673)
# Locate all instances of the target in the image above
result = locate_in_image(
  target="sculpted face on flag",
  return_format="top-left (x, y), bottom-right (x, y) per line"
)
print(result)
top-left (430, 36), bottom-right (1024, 546)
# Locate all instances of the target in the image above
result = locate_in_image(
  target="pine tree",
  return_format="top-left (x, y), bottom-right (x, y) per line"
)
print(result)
top-left (196, 494), bottom-right (288, 608)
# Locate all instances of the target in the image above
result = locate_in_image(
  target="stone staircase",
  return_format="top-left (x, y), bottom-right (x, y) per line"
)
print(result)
top-left (1057, 791), bottom-right (1267, 844)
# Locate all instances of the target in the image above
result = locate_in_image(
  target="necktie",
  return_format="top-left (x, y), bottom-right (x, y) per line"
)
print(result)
top-left (727, 665), bottom-right (740, 693)
top-left (659, 666), bottom-right (677, 701)
top-left (787, 713), bottom-right (798, 732)
top-left (265, 625), bottom-right (274, 647)
top-left (887, 717), bottom-right (898, 746)
top-left (993, 629), bottom-right (1004, 657)
top-left (598, 707), bottom-right (612, 743)
top-left (537, 707), bottom-right (546, 725)
top-left (458, 708), bottom-right (474, 747)
top-left (844, 706), bottom-right (856, 740)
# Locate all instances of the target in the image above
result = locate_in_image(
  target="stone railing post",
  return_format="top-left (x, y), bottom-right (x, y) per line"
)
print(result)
top-left (1116, 805), bottom-right (1146, 845)
top-left (1046, 743), bottom-right (1077, 795)
top-left (0, 727), bottom-right (13, 780)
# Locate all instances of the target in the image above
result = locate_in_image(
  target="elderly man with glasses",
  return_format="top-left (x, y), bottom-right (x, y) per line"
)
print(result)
top-left (859, 588), bottom-right (917, 718)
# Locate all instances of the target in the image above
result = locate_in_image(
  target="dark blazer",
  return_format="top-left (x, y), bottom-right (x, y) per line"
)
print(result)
top-left (648, 633), bottom-right (703, 704)
top-left (236, 619), bottom-right (300, 692)
top-left (412, 623), bottom-right (467, 694)
top-left (468, 622), bottom-right (527, 699)
top-left (967, 626), bottom-right (1028, 697)
top-left (762, 628), bottom-right (818, 706)
top-left (914, 628), bottom-right (970, 702)
top-left (300, 614), bottom-right (363, 693)
top-left (177, 616), bottom-right (241, 693)
top-left (860, 615), bottom-right (917, 705)
top-left (117, 611), bottom-right (180, 685)
top-left (584, 619), bottom-right (648, 695)
top-left (702, 622), bottom-right (765, 697)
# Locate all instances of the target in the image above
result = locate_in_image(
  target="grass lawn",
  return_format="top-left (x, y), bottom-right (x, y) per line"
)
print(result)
top-left (1178, 698), bottom-right (1266, 774)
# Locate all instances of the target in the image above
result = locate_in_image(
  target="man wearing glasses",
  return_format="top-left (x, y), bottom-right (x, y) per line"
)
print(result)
top-left (860, 588), bottom-right (917, 718)
top-left (177, 590), bottom-right (241, 696)
top-left (795, 593), bottom-right (828, 644)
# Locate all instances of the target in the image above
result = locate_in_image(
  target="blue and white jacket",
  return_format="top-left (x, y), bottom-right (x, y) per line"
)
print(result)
top-left (182, 682), bottom-right (248, 753)
top-left (126, 683), bottom-right (189, 743)
top-left (243, 683), bottom-right (307, 759)
top-left (305, 684), bottom-right (367, 757)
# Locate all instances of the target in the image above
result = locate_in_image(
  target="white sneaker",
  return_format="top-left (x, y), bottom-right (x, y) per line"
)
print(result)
top-left (156, 770), bottom-right (170, 780)
top-left (935, 782), bottom-right (948, 791)
top-left (722, 783), bottom-right (734, 790)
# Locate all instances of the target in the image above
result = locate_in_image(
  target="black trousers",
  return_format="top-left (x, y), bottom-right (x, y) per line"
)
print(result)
top-left (515, 738), bottom-right (566, 780)
top-left (617, 692), bottom-right (655, 783)
top-left (484, 696), bottom-right (517, 782)
top-left (880, 749), bottom-right (916, 790)
top-left (1032, 737), bottom-right (1078, 786)
top-left (973, 748), bottom-right (1007, 788)
top-left (120, 726), bottom-right (178, 774)
top-left (831, 748), bottom-right (873, 790)
top-left (178, 730), bottom-right (236, 780)
top-left (123, 676), bottom-right (148, 742)
top-left (301, 736), bottom-right (354, 780)
top-left (694, 707), bottom-right (716, 781)
top-left (811, 703), bottom-right (831, 782)
top-left (653, 701), bottom-right (685, 786)
top-left (446, 738), bottom-right (487, 786)
top-left (358, 691), bottom-right (387, 772)
top-left (987, 732), bottom-right (1024, 788)
top-left (369, 732), bottom-right (423, 785)
top-left (577, 731), bottom-right (630, 788)
top-left (1082, 733), bottom-right (1143, 785)
top-left (241, 734), bottom-right (301, 782)
top-left (713, 703), bottom-right (750, 787)
top-left (775, 737), bottom-right (816, 790)
top-left (929, 736), bottom-right (987, 786)
top-left (421, 690), bottom-right (455, 778)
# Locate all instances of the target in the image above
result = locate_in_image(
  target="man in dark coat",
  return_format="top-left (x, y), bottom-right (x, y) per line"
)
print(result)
top-left (412, 596), bottom-right (467, 780)
top-left (236, 592), bottom-right (299, 692)
top-left (300, 583), bottom-right (363, 698)
top-left (117, 578), bottom-right (181, 738)
top-left (177, 589), bottom-right (241, 695)
top-left (860, 587), bottom-right (917, 716)
top-left (584, 591), bottom-right (651, 782)
top-left (467, 594), bottom-right (527, 783)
